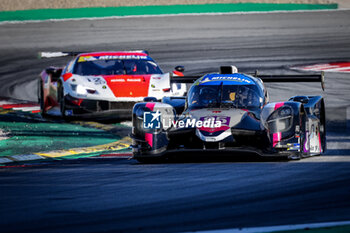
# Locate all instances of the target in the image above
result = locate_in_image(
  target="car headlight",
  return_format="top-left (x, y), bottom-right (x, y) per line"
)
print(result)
top-left (278, 107), bottom-right (292, 117)
top-left (71, 84), bottom-right (96, 95)
top-left (76, 85), bottom-right (87, 95)
top-left (267, 106), bottom-right (293, 133)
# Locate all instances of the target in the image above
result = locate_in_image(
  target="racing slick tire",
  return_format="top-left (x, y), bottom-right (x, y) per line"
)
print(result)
top-left (319, 99), bottom-right (327, 154)
top-left (289, 106), bottom-right (307, 160)
top-left (38, 79), bottom-right (48, 117)
top-left (58, 81), bottom-right (71, 121)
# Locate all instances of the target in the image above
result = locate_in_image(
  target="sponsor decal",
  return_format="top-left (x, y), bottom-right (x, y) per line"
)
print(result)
top-left (78, 55), bottom-right (148, 62)
top-left (127, 78), bottom-right (141, 82)
top-left (78, 56), bottom-right (97, 62)
top-left (143, 111), bottom-right (222, 129)
top-left (198, 116), bottom-right (230, 133)
top-left (143, 111), bottom-right (161, 129)
top-left (200, 75), bottom-right (252, 84)
top-left (200, 116), bottom-right (230, 126)
top-left (111, 79), bottom-right (126, 82)
top-left (92, 77), bottom-right (106, 85)
top-left (287, 143), bottom-right (300, 151)
top-left (65, 110), bottom-right (73, 116)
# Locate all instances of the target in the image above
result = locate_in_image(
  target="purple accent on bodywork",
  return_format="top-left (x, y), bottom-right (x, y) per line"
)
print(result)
top-left (303, 131), bottom-right (310, 153)
top-left (199, 116), bottom-right (231, 126)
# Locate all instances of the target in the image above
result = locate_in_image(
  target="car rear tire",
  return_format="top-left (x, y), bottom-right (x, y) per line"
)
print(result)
top-left (320, 99), bottom-right (326, 153)
top-left (58, 82), bottom-right (71, 121)
top-left (39, 80), bottom-right (47, 117)
top-left (288, 107), bottom-right (307, 160)
top-left (288, 152), bottom-right (301, 160)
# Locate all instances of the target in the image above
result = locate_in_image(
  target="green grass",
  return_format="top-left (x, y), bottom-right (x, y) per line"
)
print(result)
top-left (0, 3), bottom-right (338, 22)
top-left (0, 121), bottom-right (118, 157)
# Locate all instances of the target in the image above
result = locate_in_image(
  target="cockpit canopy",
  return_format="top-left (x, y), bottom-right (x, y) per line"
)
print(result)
top-left (187, 83), bottom-right (264, 110)
top-left (72, 54), bottom-right (163, 76)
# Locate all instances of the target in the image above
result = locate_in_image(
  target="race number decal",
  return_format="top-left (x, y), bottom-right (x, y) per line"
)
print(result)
top-left (200, 116), bottom-right (230, 126)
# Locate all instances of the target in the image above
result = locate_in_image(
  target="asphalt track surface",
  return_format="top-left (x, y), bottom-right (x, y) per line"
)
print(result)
top-left (1, 10), bottom-right (350, 233)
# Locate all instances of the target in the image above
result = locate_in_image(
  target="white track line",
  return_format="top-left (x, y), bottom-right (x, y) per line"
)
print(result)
top-left (10, 154), bottom-right (44, 162)
top-left (193, 220), bottom-right (350, 233)
top-left (0, 9), bottom-right (347, 26)
top-left (0, 157), bottom-right (13, 163)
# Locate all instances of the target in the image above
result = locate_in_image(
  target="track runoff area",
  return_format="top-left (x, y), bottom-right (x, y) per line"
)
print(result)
top-left (0, 99), bottom-right (132, 165)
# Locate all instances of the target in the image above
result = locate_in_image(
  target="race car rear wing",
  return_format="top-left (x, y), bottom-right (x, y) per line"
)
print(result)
top-left (171, 76), bottom-right (201, 83)
top-left (38, 50), bottom-right (149, 58)
top-left (38, 52), bottom-right (84, 58)
top-left (257, 73), bottom-right (325, 91)
top-left (170, 66), bottom-right (325, 90)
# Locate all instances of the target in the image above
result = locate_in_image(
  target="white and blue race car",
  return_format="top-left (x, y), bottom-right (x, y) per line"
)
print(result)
top-left (131, 66), bottom-right (326, 162)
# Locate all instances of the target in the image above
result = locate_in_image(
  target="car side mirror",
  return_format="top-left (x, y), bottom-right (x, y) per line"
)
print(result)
top-left (289, 96), bottom-right (309, 104)
top-left (143, 97), bottom-right (158, 102)
top-left (45, 68), bottom-right (55, 75)
top-left (45, 68), bottom-right (62, 82)
top-left (175, 66), bottom-right (185, 73)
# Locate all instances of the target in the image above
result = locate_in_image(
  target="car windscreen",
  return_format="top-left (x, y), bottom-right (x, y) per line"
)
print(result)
top-left (187, 84), bottom-right (264, 110)
top-left (73, 58), bottom-right (163, 76)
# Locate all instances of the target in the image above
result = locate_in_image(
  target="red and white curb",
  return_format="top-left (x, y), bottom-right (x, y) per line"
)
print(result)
top-left (0, 99), bottom-right (42, 163)
top-left (0, 100), bottom-right (40, 113)
top-left (194, 220), bottom-right (350, 233)
top-left (90, 153), bottom-right (133, 159)
top-left (292, 62), bottom-right (350, 73)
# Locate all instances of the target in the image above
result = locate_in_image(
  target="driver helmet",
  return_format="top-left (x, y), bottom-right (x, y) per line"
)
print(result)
top-left (199, 87), bottom-right (216, 105)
